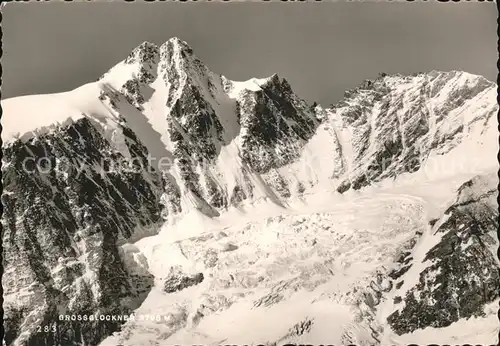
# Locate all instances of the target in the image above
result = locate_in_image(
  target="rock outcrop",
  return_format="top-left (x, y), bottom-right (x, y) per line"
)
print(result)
top-left (1, 37), bottom-right (498, 346)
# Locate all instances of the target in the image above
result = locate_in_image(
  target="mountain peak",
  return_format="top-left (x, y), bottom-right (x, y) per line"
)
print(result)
top-left (160, 37), bottom-right (195, 59)
top-left (124, 38), bottom-right (196, 67)
top-left (332, 69), bottom-right (495, 109)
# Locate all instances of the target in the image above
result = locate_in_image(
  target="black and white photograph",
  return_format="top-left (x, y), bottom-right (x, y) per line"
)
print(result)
top-left (1, 2), bottom-right (499, 345)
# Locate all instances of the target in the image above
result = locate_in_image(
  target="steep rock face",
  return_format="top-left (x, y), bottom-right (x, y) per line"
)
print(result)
top-left (101, 41), bottom-right (159, 110)
top-left (2, 117), bottom-right (163, 346)
top-left (106, 38), bottom-right (321, 212)
top-left (326, 71), bottom-right (497, 192)
top-left (2, 37), bottom-right (499, 346)
top-left (236, 74), bottom-right (319, 173)
top-left (98, 40), bottom-right (497, 209)
top-left (163, 267), bottom-right (205, 293)
top-left (239, 70), bottom-right (497, 202)
top-left (386, 173), bottom-right (499, 334)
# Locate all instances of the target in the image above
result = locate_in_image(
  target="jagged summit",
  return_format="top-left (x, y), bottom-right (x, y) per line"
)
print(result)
top-left (222, 73), bottom-right (283, 97)
top-left (125, 41), bottom-right (159, 65)
top-left (2, 37), bottom-right (499, 346)
top-left (162, 36), bottom-right (194, 54)
top-left (123, 37), bottom-right (198, 69)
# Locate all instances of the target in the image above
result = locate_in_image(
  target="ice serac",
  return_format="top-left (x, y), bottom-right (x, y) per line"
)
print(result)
top-left (2, 118), bottom-right (163, 346)
top-left (1, 37), bottom-right (499, 346)
top-left (0, 38), bottom-right (320, 345)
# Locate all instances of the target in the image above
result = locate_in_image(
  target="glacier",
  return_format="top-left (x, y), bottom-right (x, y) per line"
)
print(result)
top-left (1, 37), bottom-right (498, 346)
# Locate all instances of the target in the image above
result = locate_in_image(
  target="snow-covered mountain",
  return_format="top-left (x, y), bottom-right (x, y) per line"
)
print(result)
top-left (1, 37), bottom-right (498, 346)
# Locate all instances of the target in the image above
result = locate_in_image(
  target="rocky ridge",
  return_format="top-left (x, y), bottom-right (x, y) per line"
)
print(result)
top-left (1, 37), bottom-right (498, 345)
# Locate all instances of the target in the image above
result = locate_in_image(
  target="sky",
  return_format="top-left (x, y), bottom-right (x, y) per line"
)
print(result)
top-left (1, 1), bottom-right (497, 105)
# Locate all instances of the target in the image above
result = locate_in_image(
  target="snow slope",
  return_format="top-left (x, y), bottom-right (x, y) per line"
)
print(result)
top-left (2, 37), bottom-right (498, 346)
top-left (102, 190), bottom-right (427, 345)
top-left (1, 83), bottom-right (108, 144)
top-left (3, 39), bottom-right (496, 213)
